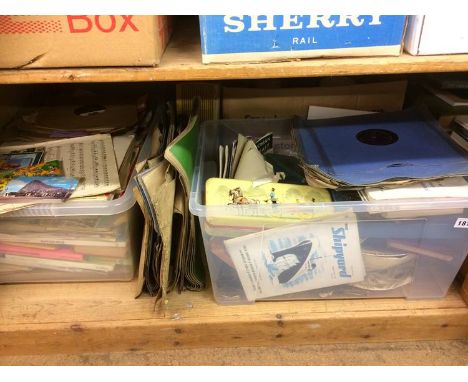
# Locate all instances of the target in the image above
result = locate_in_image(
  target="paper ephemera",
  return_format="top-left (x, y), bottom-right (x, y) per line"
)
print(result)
top-left (224, 215), bottom-right (365, 301)
top-left (363, 177), bottom-right (468, 201)
top-left (0, 134), bottom-right (120, 199)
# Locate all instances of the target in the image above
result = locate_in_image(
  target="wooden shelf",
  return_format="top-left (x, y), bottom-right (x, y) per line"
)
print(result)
top-left (0, 19), bottom-right (468, 84)
top-left (1, 18), bottom-right (467, 359)
top-left (1, 280), bottom-right (467, 356)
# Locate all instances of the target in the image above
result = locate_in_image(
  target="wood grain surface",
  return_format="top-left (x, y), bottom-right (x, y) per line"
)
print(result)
top-left (0, 20), bottom-right (467, 84)
top-left (1, 281), bottom-right (467, 356)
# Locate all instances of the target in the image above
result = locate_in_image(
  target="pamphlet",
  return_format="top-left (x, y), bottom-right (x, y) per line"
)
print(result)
top-left (223, 214), bottom-right (365, 301)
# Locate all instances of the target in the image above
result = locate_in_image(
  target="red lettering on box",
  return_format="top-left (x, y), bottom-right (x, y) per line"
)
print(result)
top-left (120, 16), bottom-right (138, 32)
top-left (95, 16), bottom-right (116, 33)
top-left (66, 15), bottom-right (138, 33)
top-left (67, 16), bottom-right (92, 33)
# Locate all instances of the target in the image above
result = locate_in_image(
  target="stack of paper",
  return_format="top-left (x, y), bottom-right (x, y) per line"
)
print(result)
top-left (415, 74), bottom-right (468, 129)
top-left (133, 99), bottom-right (205, 302)
top-left (0, 216), bottom-right (131, 280)
top-left (361, 177), bottom-right (468, 201)
top-left (449, 116), bottom-right (468, 151)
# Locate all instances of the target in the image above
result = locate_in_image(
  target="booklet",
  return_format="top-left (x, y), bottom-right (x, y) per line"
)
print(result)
top-left (223, 214), bottom-right (365, 301)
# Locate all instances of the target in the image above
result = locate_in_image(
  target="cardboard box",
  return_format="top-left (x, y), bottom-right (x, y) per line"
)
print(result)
top-left (199, 15), bottom-right (406, 64)
top-left (222, 80), bottom-right (408, 119)
top-left (405, 16), bottom-right (468, 55)
top-left (0, 16), bottom-right (172, 68)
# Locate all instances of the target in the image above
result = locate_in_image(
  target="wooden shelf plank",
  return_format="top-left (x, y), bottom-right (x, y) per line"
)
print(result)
top-left (1, 280), bottom-right (467, 356)
top-left (0, 18), bottom-right (467, 84)
top-left (1, 54), bottom-right (468, 85)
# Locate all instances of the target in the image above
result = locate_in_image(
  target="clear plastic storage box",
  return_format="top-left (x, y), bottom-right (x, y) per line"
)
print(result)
top-left (189, 119), bottom-right (468, 305)
top-left (0, 144), bottom-right (148, 284)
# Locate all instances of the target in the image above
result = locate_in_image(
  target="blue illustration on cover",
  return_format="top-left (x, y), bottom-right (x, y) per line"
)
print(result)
top-left (266, 237), bottom-right (319, 285)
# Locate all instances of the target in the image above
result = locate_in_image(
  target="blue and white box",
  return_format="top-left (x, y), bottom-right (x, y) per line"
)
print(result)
top-left (199, 15), bottom-right (407, 64)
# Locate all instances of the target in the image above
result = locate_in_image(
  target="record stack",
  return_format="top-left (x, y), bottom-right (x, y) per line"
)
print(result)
top-left (293, 109), bottom-right (468, 192)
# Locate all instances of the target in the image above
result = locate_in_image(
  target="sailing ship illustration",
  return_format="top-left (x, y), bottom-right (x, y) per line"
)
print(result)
top-left (270, 240), bottom-right (316, 284)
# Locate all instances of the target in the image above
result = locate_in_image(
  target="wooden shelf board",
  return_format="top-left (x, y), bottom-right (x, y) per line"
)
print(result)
top-left (0, 18), bottom-right (467, 84)
top-left (0, 17), bottom-right (467, 357)
top-left (1, 280), bottom-right (467, 356)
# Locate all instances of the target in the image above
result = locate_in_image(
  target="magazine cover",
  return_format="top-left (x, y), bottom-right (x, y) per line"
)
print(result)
top-left (223, 214), bottom-right (365, 301)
